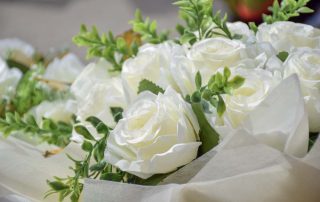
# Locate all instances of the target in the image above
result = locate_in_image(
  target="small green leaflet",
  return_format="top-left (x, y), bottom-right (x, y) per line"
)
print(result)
top-left (137, 79), bottom-right (165, 95)
top-left (110, 107), bottom-right (123, 123)
top-left (277, 51), bottom-right (289, 62)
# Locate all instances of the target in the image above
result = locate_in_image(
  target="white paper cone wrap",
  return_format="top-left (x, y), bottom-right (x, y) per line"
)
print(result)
top-left (83, 131), bottom-right (320, 202)
top-left (239, 75), bottom-right (309, 157)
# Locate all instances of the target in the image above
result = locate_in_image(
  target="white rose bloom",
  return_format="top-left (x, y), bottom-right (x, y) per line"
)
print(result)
top-left (238, 42), bottom-right (277, 70)
top-left (256, 21), bottom-right (320, 52)
top-left (224, 68), bottom-right (280, 127)
top-left (122, 42), bottom-right (184, 102)
top-left (43, 53), bottom-right (84, 83)
top-left (170, 56), bottom-right (198, 97)
top-left (265, 55), bottom-right (284, 75)
top-left (76, 77), bottom-right (125, 128)
top-left (105, 87), bottom-right (201, 179)
top-left (71, 59), bottom-right (112, 100)
top-left (283, 48), bottom-right (320, 132)
top-left (0, 58), bottom-right (22, 99)
top-left (227, 22), bottom-right (256, 43)
top-left (29, 99), bottom-right (77, 125)
top-left (188, 37), bottom-right (245, 81)
top-left (0, 38), bottom-right (35, 59)
top-left (71, 60), bottom-right (126, 141)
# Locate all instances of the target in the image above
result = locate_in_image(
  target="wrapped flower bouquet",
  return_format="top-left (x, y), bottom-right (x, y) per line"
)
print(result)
top-left (0, 0), bottom-right (320, 201)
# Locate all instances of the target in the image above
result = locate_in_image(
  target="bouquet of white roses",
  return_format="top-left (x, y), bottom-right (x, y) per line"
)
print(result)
top-left (0, 0), bottom-right (320, 201)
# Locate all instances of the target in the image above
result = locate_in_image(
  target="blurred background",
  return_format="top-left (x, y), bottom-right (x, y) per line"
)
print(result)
top-left (0, 0), bottom-right (319, 57)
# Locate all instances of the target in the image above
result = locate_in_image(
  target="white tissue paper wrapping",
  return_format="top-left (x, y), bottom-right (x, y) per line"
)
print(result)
top-left (83, 75), bottom-right (319, 202)
top-left (0, 137), bottom-right (83, 202)
top-left (0, 75), bottom-right (319, 202)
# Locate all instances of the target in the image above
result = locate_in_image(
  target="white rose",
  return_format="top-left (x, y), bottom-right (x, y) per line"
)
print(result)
top-left (43, 53), bottom-right (84, 83)
top-left (122, 42), bottom-right (184, 102)
top-left (71, 59), bottom-right (112, 100)
top-left (0, 58), bottom-right (22, 99)
top-left (237, 42), bottom-right (277, 70)
top-left (227, 22), bottom-right (256, 43)
top-left (170, 56), bottom-right (198, 97)
top-left (29, 99), bottom-right (77, 125)
top-left (256, 21), bottom-right (320, 52)
top-left (71, 60), bottom-right (126, 141)
top-left (224, 68), bottom-right (280, 127)
top-left (0, 38), bottom-right (34, 59)
top-left (283, 48), bottom-right (320, 132)
top-left (105, 87), bottom-right (201, 179)
top-left (76, 77), bottom-right (125, 127)
top-left (187, 37), bottom-right (245, 81)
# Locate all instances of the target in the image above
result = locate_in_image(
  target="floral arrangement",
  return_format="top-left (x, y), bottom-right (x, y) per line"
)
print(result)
top-left (0, 0), bottom-right (319, 201)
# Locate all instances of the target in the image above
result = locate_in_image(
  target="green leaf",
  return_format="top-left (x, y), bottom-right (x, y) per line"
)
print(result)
top-left (81, 141), bottom-right (93, 152)
top-left (216, 95), bottom-right (226, 117)
top-left (195, 71), bottom-right (202, 90)
top-left (90, 161), bottom-right (107, 172)
top-left (86, 116), bottom-right (102, 128)
top-left (248, 22), bottom-right (258, 33)
top-left (297, 7), bottom-right (313, 13)
top-left (223, 67), bottom-right (231, 80)
top-left (191, 102), bottom-right (219, 154)
top-left (110, 107), bottom-right (123, 123)
top-left (228, 76), bottom-right (245, 89)
top-left (137, 79), bottom-right (165, 95)
top-left (47, 181), bottom-right (69, 191)
top-left (277, 51), bottom-right (289, 62)
top-left (100, 173), bottom-right (123, 181)
top-left (134, 173), bottom-right (172, 185)
top-left (93, 140), bottom-right (106, 162)
top-left (96, 122), bottom-right (109, 135)
top-left (74, 125), bottom-right (95, 141)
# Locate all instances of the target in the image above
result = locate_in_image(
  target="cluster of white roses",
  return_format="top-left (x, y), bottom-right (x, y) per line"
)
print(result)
top-left (68, 21), bottom-right (320, 178)
top-left (0, 38), bottom-right (84, 128)
top-left (2, 20), bottom-right (318, 179)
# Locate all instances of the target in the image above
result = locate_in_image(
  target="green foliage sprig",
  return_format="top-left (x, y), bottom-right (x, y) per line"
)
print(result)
top-left (46, 116), bottom-right (134, 202)
top-left (73, 25), bottom-right (139, 72)
top-left (186, 67), bottom-right (245, 154)
top-left (12, 66), bottom-right (69, 115)
top-left (188, 67), bottom-right (245, 116)
top-left (0, 112), bottom-right (72, 147)
top-left (130, 10), bottom-right (169, 44)
top-left (263, 0), bottom-right (314, 24)
top-left (174, 0), bottom-right (236, 44)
